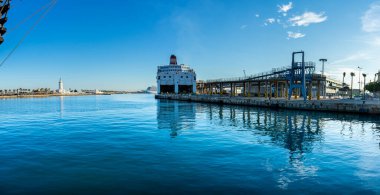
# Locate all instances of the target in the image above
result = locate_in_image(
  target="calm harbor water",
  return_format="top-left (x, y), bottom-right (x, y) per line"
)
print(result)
top-left (0, 94), bottom-right (379, 194)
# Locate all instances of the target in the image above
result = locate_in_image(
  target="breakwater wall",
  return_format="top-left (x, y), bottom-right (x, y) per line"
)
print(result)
top-left (155, 94), bottom-right (380, 115)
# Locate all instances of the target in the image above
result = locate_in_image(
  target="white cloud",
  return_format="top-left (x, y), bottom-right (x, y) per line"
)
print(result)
top-left (327, 51), bottom-right (379, 86)
top-left (330, 52), bottom-right (371, 65)
top-left (240, 25), bottom-right (248, 30)
top-left (362, 2), bottom-right (380, 32)
top-left (255, 14), bottom-right (260, 18)
top-left (287, 31), bottom-right (305, 39)
top-left (266, 18), bottom-right (276, 24)
top-left (357, 35), bottom-right (380, 47)
top-left (278, 2), bottom-right (293, 16)
top-left (289, 12), bottom-right (327, 26)
top-left (373, 36), bottom-right (380, 46)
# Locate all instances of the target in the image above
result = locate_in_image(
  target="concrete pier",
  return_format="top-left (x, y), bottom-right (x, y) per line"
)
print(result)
top-left (155, 94), bottom-right (380, 115)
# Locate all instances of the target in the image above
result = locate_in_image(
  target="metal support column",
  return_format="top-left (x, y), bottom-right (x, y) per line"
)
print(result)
top-left (275, 81), bottom-right (278, 98)
top-left (230, 83), bottom-right (233, 96)
top-left (243, 82), bottom-right (246, 97)
top-left (248, 82), bottom-right (251, 97)
top-left (317, 80), bottom-right (320, 100)
top-left (220, 83), bottom-right (223, 95)
top-left (308, 82), bottom-right (312, 100)
top-left (258, 82), bottom-right (261, 97)
top-left (285, 81), bottom-right (289, 98)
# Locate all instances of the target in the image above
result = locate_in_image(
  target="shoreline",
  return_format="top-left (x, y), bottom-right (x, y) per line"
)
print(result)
top-left (0, 93), bottom-right (111, 99)
top-left (155, 94), bottom-right (380, 115)
top-left (0, 92), bottom-right (153, 99)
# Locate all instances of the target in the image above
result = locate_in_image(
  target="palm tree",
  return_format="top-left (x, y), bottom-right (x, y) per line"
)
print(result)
top-left (363, 73), bottom-right (367, 100)
top-left (350, 72), bottom-right (355, 99)
top-left (343, 72), bottom-right (346, 85)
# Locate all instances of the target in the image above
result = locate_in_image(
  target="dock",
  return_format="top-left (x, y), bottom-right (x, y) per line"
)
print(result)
top-left (155, 94), bottom-right (380, 115)
top-left (155, 52), bottom-right (380, 114)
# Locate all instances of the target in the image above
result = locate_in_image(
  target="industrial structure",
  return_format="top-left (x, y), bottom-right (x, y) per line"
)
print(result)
top-left (156, 55), bottom-right (197, 94)
top-left (196, 51), bottom-right (342, 100)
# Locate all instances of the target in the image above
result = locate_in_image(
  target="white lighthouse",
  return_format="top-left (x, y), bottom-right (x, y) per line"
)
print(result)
top-left (58, 78), bottom-right (65, 94)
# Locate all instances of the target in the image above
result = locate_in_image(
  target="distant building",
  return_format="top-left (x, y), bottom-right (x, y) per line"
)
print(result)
top-left (157, 55), bottom-right (196, 94)
top-left (81, 89), bottom-right (103, 94)
top-left (325, 77), bottom-right (344, 97)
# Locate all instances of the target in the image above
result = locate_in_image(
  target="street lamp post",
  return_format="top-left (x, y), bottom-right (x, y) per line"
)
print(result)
top-left (319, 59), bottom-right (327, 98)
top-left (357, 66), bottom-right (363, 95)
top-left (350, 72), bottom-right (355, 99)
top-left (319, 59), bottom-right (327, 76)
top-left (363, 73), bottom-right (367, 100)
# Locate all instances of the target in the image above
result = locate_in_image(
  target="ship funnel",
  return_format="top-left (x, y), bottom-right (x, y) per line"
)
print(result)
top-left (170, 55), bottom-right (177, 65)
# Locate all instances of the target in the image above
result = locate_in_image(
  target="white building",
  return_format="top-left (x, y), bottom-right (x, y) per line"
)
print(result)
top-left (81, 89), bottom-right (103, 94)
top-left (157, 55), bottom-right (196, 94)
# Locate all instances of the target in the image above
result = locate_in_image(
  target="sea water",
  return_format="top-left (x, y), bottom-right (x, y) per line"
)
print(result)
top-left (0, 94), bottom-right (379, 194)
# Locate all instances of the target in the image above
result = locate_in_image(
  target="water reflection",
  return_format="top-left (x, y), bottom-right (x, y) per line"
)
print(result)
top-left (157, 99), bottom-right (380, 151)
top-left (59, 96), bottom-right (64, 118)
top-left (156, 99), bottom-right (196, 137)
top-left (156, 100), bottom-right (380, 190)
top-left (201, 105), bottom-right (324, 154)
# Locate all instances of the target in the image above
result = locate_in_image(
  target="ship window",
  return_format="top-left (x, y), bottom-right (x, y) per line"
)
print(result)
top-left (169, 76), bottom-right (171, 78)
top-left (158, 76), bottom-right (160, 79)
top-left (181, 76), bottom-right (183, 78)
top-left (186, 76), bottom-right (188, 78)
top-left (164, 76), bottom-right (166, 78)
top-left (194, 76), bottom-right (196, 80)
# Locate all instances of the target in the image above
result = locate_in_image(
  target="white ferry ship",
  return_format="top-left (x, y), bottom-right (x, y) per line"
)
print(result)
top-left (156, 55), bottom-right (196, 94)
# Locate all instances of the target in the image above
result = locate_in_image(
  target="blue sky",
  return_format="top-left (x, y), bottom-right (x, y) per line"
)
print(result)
top-left (0, 0), bottom-right (379, 90)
